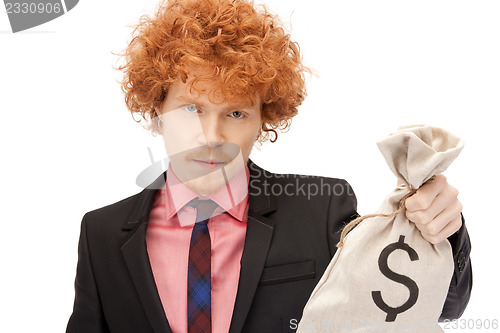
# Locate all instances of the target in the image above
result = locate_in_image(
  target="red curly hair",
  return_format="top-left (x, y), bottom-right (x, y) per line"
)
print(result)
top-left (117, 0), bottom-right (310, 142)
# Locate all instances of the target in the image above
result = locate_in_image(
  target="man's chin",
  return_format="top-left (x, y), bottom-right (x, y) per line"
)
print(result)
top-left (171, 159), bottom-right (225, 182)
top-left (170, 152), bottom-right (247, 196)
top-left (183, 173), bottom-right (227, 197)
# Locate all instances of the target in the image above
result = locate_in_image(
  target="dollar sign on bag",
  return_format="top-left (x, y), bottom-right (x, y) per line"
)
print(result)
top-left (372, 235), bottom-right (420, 322)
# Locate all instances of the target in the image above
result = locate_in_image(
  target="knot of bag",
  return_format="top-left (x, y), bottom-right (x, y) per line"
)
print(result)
top-left (336, 183), bottom-right (423, 248)
top-left (337, 125), bottom-right (463, 248)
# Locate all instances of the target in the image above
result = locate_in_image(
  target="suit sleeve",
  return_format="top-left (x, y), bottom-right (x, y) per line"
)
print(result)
top-left (326, 179), bottom-right (359, 258)
top-left (439, 213), bottom-right (472, 321)
top-left (66, 213), bottom-right (110, 333)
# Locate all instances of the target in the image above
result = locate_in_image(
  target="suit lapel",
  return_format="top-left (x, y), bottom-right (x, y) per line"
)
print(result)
top-left (119, 160), bottom-right (276, 333)
top-left (121, 171), bottom-right (173, 333)
top-left (229, 160), bottom-right (277, 333)
top-left (121, 223), bottom-right (173, 333)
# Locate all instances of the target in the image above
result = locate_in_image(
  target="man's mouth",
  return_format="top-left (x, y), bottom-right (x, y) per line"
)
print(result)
top-left (191, 159), bottom-right (228, 168)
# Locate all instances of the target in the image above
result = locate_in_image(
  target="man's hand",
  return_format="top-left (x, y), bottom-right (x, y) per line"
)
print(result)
top-left (404, 174), bottom-right (463, 244)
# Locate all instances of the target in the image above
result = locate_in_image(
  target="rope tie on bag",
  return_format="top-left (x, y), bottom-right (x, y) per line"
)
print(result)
top-left (336, 176), bottom-right (436, 248)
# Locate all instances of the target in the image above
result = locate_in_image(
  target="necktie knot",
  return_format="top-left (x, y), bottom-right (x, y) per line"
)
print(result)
top-left (187, 198), bottom-right (219, 224)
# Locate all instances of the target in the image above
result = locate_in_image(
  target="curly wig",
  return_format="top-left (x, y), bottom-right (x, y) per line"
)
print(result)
top-left (117, 0), bottom-right (310, 142)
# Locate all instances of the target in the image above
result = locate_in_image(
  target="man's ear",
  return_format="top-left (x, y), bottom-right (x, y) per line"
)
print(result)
top-left (154, 99), bottom-right (167, 122)
top-left (153, 101), bottom-right (165, 134)
top-left (255, 123), bottom-right (264, 142)
top-left (154, 101), bottom-right (163, 117)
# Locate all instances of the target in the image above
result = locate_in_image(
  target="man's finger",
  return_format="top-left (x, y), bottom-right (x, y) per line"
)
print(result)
top-left (426, 200), bottom-right (463, 236)
top-left (420, 214), bottom-right (462, 244)
top-left (413, 200), bottom-right (462, 237)
top-left (405, 187), bottom-right (457, 225)
top-left (405, 174), bottom-right (446, 211)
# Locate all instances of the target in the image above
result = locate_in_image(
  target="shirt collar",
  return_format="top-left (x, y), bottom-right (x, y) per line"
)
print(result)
top-left (163, 162), bottom-right (250, 226)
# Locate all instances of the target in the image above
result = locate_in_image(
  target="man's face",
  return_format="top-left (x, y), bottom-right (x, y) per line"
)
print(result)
top-left (157, 76), bottom-right (262, 196)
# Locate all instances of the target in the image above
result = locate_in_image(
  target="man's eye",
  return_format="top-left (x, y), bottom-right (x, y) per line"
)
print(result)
top-left (184, 104), bottom-right (198, 113)
top-left (229, 111), bottom-right (245, 119)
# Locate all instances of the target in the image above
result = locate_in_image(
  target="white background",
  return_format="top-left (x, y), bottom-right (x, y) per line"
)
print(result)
top-left (1, 0), bottom-right (499, 332)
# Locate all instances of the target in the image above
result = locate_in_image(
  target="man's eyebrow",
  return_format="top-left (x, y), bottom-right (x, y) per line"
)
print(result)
top-left (227, 101), bottom-right (258, 110)
top-left (175, 95), bottom-right (197, 103)
top-left (175, 95), bottom-right (257, 111)
top-left (174, 95), bottom-right (208, 108)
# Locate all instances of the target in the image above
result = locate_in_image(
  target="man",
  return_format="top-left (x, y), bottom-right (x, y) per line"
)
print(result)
top-left (66, 0), bottom-right (472, 332)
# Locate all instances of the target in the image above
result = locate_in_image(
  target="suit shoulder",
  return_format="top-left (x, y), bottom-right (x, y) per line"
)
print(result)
top-left (248, 160), bottom-right (352, 187)
top-left (268, 170), bottom-right (352, 187)
top-left (82, 190), bottom-right (143, 228)
top-left (259, 169), bottom-right (356, 204)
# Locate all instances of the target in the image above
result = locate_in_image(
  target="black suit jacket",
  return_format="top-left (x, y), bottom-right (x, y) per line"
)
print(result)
top-left (66, 160), bottom-right (472, 332)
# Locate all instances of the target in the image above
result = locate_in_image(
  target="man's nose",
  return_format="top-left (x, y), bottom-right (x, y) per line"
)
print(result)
top-left (199, 114), bottom-right (225, 146)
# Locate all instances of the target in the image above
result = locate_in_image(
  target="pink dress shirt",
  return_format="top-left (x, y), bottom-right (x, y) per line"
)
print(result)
top-left (146, 164), bottom-right (249, 333)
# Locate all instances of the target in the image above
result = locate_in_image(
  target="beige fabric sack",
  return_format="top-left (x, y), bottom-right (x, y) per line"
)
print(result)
top-left (297, 125), bottom-right (464, 333)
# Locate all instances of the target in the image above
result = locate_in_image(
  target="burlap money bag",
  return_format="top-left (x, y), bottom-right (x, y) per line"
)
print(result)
top-left (297, 125), bottom-right (464, 333)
